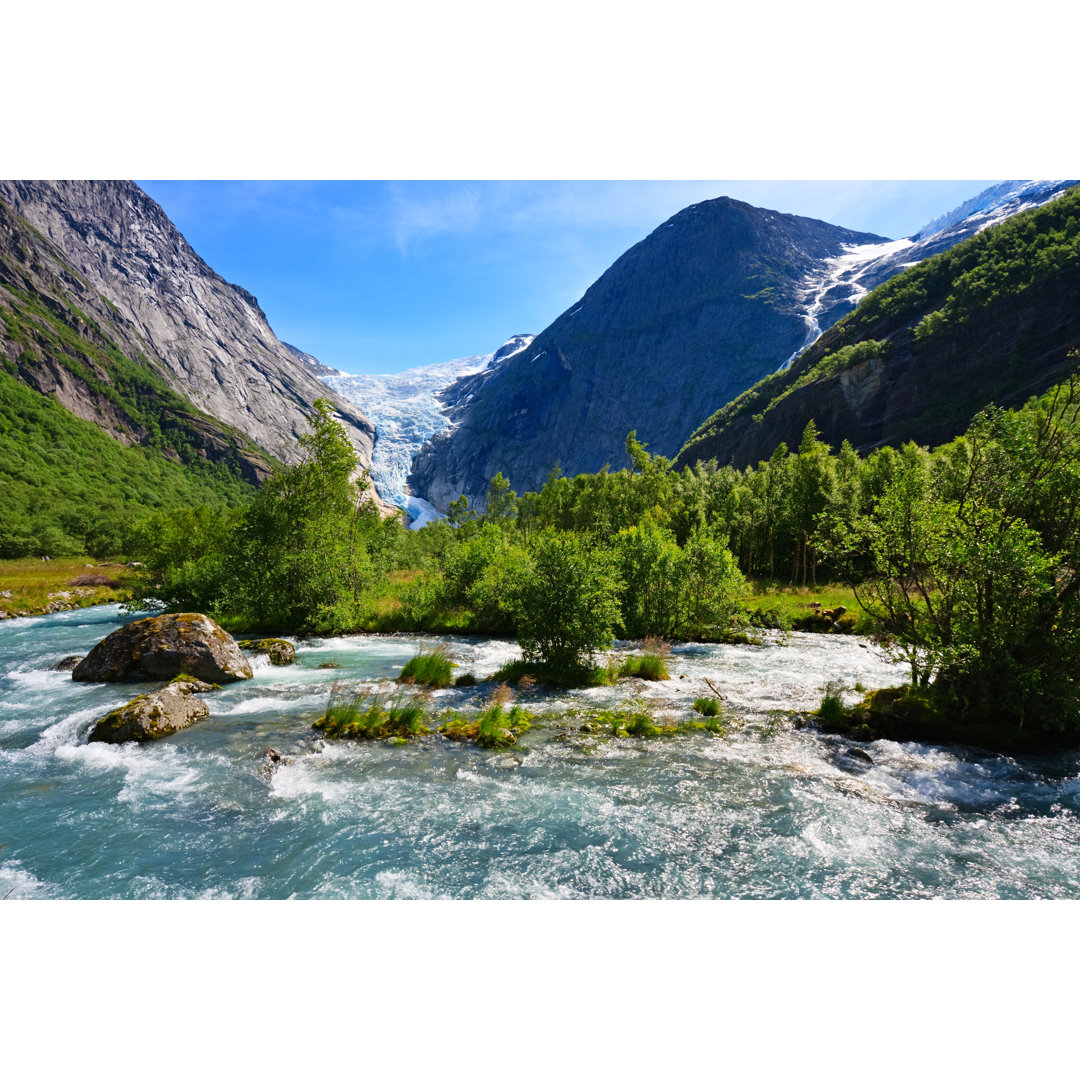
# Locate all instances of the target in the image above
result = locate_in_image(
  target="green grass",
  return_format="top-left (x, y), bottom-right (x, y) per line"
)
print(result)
top-left (619, 653), bottom-right (671, 680)
top-left (816, 679), bottom-right (850, 724)
top-left (692, 696), bottom-right (722, 717)
top-left (739, 581), bottom-right (876, 634)
top-left (0, 557), bottom-right (132, 617)
top-left (313, 683), bottom-right (431, 740)
top-left (438, 684), bottom-right (532, 748)
top-left (397, 645), bottom-right (455, 687)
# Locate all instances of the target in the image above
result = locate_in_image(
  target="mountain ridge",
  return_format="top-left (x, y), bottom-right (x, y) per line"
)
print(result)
top-left (0, 180), bottom-right (375, 471)
top-left (409, 181), bottom-right (1077, 511)
top-left (675, 184), bottom-right (1080, 470)
top-left (409, 197), bottom-right (887, 511)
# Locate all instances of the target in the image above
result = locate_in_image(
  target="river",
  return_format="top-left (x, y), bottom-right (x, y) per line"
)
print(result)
top-left (2, 604), bottom-right (1078, 899)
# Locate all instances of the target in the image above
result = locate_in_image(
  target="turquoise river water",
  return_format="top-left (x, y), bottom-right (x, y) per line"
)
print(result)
top-left (2, 604), bottom-right (1079, 899)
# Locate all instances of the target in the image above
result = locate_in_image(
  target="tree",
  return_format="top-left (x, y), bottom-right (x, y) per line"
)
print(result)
top-left (220, 399), bottom-right (378, 632)
top-left (512, 530), bottom-right (622, 677)
top-left (483, 472), bottom-right (518, 527)
top-left (829, 374), bottom-right (1080, 732)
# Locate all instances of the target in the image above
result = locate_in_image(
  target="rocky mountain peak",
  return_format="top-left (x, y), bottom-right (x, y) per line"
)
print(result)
top-left (0, 180), bottom-right (374, 470)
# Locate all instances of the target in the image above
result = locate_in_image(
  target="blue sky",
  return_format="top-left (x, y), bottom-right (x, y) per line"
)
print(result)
top-left (139, 180), bottom-right (993, 375)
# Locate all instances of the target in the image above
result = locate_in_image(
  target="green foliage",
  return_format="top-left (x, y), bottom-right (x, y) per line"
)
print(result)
top-left (692, 696), bottom-right (722, 717)
top-left (483, 472), bottom-right (518, 526)
top-left (397, 645), bottom-right (455, 688)
top-left (825, 371), bottom-right (1080, 733)
top-left (313, 683), bottom-right (432, 740)
top-left (129, 399), bottom-right (387, 633)
top-left (511, 530), bottom-right (622, 678)
top-left (0, 369), bottom-right (255, 558)
top-left (488, 657), bottom-right (618, 689)
top-left (816, 679), bottom-right (849, 724)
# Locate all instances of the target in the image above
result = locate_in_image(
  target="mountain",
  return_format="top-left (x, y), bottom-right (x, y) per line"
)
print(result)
top-left (325, 334), bottom-right (533, 521)
top-left (408, 200), bottom-right (888, 511)
top-left (675, 184), bottom-right (1080, 471)
top-left (0, 180), bottom-right (375, 471)
top-left (777, 180), bottom-right (1079, 355)
top-left (409, 182), bottom-right (1077, 511)
top-left (282, 341), bottom-right (343, 379)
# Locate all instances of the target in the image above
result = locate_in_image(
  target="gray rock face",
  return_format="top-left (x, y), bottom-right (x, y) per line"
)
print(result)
top-left (408, 197), bottom-right (888, 511)
top-left (72, 613), bottom-right (253, 683)
top-left (675, 186), bottom-right (1080, 472)
top-left (325, 334), bottom-right (534, 511)
top-left (87, 679), bottom-right (215, 744)
top-left (0, 180), bottom-right (374, 471)
top-left (282, 341), bottom-right (342, 378)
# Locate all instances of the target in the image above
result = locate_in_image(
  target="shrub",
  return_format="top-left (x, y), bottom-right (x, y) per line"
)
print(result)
top-left (489, 657), bottom-right (617, 688)
top-left (692, 696), bottom-right (722, 717)
top-left (512, 530), bottom-right (622, 679)
top-left (397, 645), bottom-right (454, 687)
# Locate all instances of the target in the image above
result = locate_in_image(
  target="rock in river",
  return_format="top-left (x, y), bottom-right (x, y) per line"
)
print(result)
top-left (72, 613), bottom-right (253, 683)
top-left (238, 638), bottom-right (296, 666)
top-left (87, 678), bottom-right (217, 744)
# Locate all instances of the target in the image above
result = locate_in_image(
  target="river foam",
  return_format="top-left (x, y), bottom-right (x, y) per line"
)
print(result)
top-left (2, 606), bottom-right (1079, 899)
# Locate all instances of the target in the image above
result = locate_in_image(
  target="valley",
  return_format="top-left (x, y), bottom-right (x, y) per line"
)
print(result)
top-left (2, 177), bottom-right (1079, 903)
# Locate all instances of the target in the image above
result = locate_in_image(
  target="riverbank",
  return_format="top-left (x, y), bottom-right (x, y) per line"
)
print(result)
top-left (0, 558), bottom-right (133, 619)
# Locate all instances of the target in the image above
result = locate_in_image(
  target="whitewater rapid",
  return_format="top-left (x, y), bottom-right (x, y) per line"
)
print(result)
top-left (3, 606), bottom-right (1079, 899)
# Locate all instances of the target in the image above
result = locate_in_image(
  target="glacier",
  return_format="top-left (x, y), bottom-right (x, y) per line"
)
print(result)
top-left (324, 334), bottom-right (533, 527)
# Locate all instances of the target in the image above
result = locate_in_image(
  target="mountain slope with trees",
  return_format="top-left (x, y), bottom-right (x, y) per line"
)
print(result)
top-left (676, 184), bottom-right (1080, 470)
top-left (0, 180), bottom-right (383, 556)
top-left (408, 197), bottom-right (888, 511)
top-left (0, 181), bottom-right (376, 468)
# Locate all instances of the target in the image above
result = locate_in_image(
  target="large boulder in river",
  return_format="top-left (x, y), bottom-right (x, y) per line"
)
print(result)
top-left (72, 613), bottom-right (253, 683)
top-left (87, 678), bottom-right (216, 743)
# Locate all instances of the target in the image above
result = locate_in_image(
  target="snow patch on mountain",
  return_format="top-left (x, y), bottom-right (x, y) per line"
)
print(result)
top-left (324, 334), bottom-right (533, 525)
top-left (912, 180), bottom-right (1074, 240)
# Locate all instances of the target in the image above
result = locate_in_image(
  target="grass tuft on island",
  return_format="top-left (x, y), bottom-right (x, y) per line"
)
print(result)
top-left (314, 683), bottom-right (431, 740)
top-left (397, 645), bottom-right (455, 688)
top-left (618, 636), bottom-right (671, 680)
top-left (440, 686), bottom-right (533, 748)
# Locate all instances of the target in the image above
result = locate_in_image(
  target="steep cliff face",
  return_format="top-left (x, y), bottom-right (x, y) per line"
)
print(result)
top-left (675, 184), bottom-right (1080, 470)
top-left (409, 198), bottom-right (887, 510)
top-left (0, 180), bottom-right (374, 469)
top-left (0, 196), bottom-right (275, 483)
